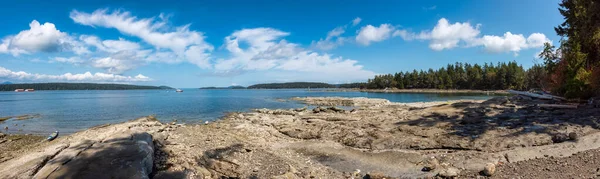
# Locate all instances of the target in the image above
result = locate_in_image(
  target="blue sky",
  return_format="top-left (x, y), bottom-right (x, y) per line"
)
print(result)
top-left (0, 0), bottom-right (563, 88)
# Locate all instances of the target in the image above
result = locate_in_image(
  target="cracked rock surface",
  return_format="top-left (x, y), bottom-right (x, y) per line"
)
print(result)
top-left (2, 96), bottom-right (600, 178)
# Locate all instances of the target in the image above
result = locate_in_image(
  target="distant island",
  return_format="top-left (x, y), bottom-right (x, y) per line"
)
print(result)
top-left (0, 83), bottom-right (173, 91)
top-left (199, 86), bottom-right (246, 89)
top-left (247, 82), bottom-right (337, 89)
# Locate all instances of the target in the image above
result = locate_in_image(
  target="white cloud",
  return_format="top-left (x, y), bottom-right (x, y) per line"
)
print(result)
top-left (526, 33), bottom-right (550, 48)
top-left (0, 20), bottom-right (80, 56)
top-left (473, 32), bottom-right (551, 55)
top-left (418, 18), bottom-right (480, 51)
top-left (0, 66), bottom-right (151, 82)
top-left (311, 26), bottom-right (347, 50)
top-left (52, 56), bottom-right (84, 64)
top-left (70, 9), bottom-right (213, 68)
top-left (394, 18), bottom-right (550, 53)
top-left (214, 28), bottom-right (375, 81)
top-left (80, 35), bottom-right (140, 53)
top-left (352, 17), bottom-right (362, 26)
top-left (91, 50), bottom-right (148, 74)
top-left (356, 24), bottom-right (395, 46)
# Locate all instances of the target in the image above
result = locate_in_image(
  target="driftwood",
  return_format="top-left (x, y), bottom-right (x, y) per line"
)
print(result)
top-left (537, 104), bottom-right (578, 109)
top-left (507, 90), bottom-right (565, 101)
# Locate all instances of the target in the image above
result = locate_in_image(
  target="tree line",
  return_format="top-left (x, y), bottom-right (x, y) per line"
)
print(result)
top-left (365, 61), bottom-right (542, 90)
top-left (0, 83), bottom-right (172, 91)
top-left (366, 0), bottom-right (600, 99)
top-left (538, 0), bottom-right (600, 98)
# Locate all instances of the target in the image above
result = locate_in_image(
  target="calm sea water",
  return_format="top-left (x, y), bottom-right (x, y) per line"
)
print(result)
top-left (0, 89), bottom-right (497, 134)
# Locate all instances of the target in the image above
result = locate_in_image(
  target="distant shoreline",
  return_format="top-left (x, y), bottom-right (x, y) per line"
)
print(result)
top-left (0, 83), bottom-right (173, 91)
top-left (326, 88), bottom-right (509, 94)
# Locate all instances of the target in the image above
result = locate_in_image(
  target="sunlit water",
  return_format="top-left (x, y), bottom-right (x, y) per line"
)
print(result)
top-left (0, 89), bottom-right (498, 134)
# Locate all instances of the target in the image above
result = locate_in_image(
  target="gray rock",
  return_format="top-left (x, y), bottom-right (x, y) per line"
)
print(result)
top-left (294, 107), bottom-right (307, 112)
top-left (569, 132), bottom-right (578, 141)
top-left (328, 106), bottom-right (345, 113)
top-left (438, 167), bottom-right (460, 178)
top-left (38, 131), bottom-right (154, 179)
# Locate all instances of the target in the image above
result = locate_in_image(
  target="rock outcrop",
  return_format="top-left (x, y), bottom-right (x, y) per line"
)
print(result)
top-left (0, 117), bottom-right (163, 179)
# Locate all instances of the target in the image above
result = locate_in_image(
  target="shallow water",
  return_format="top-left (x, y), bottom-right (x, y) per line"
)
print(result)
top-left (0, 89), bottom-right (498, 134)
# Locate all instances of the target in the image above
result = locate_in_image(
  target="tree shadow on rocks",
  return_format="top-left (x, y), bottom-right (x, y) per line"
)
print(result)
top-left (395, 96), bottom-right (600, 150)
top-left (33, 132), bottom-right (160, 179)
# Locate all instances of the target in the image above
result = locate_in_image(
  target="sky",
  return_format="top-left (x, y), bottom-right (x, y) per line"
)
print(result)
top-left (0, 0), bottom-right (564, 88)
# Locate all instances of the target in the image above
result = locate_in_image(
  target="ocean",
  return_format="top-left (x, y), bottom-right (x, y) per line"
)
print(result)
top-left (0, 89), bottom-right (497, 134)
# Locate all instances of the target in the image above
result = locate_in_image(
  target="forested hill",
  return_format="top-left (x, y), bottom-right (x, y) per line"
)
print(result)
top-left (366, 61), bottom-right (543, 91)
top-left (247, 82), bottom-right (335, 89)
top-left (0, 83), bottom-right (173, 91)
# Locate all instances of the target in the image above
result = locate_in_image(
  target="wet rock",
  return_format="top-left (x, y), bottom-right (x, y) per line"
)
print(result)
top-left (294, 107), bottom-right (307, 112)
top-left (552, 133), bottom-right (570, 143)
top-left (438, 167), bottom-right (460, 178)
top-left (482, 163), bottom-right (496, 176)
top-left (328, 106), bottom-right (345, 113)
top-left (569, 132), bottom-right (579, 141)
top-left (313, 106), bottom-right (326, 113)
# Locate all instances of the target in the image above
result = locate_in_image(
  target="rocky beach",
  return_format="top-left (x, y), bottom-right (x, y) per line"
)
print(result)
top-left (1, 96), bottom-right (600, 178)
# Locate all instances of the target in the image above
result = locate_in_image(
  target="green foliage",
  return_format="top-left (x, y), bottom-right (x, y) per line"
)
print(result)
top-left (366, 61), bottom-right (531, 90)
top-left (524, 64), bottom-right (547, 90)
top-left (337, 83), bottom-right (366, 88)
top-left (550, 0), bottom-right (600, 98)
top-left (0, 83), bottom-right (171, 91)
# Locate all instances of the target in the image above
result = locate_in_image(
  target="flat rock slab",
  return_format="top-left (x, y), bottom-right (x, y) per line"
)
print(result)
top-left (38, 131), bottom-right (154, 179)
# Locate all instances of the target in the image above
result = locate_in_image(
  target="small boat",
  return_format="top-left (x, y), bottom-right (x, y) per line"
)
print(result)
top-left (25, 89), bottom-right (34, 92)
top-left (176, 89), bottom-right (183, 92)
top-left (14, 89), bottom-right (24, 92)
top-left (47, 131), bottom-right (59, 141)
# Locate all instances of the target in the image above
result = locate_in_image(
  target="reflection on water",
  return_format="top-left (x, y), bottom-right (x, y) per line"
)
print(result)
top-left (0, 89), bottom-right (497, 134)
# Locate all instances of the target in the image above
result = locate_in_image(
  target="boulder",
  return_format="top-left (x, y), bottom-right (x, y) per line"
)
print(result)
top-left (482, 163), bottom-right (496, 176)
top-left (422, 157), bottom-right (439, 171)
top-left (438, 167), bottom-right (460, 178)
top-left (37, 131), bottom-right (154, 179)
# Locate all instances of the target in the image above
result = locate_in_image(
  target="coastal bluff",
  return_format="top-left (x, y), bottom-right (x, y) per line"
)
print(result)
top-left (2, 96), bottom-right (600, 178)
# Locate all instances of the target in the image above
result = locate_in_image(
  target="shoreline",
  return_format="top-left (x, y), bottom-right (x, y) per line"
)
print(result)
top-left (325, 88), bottom-right (510, 94)
top-left (2, 96), bottom-right (599, 178)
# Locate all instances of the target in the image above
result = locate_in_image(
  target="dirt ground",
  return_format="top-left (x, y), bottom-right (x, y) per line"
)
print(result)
top-left (2, 96), bottom-right (600, 178)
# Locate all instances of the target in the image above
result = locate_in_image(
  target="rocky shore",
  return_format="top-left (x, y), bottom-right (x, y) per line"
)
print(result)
top-left (1, 96), bottom-right (600, 178)
top-left (324, 88), bottom-right (509, 95)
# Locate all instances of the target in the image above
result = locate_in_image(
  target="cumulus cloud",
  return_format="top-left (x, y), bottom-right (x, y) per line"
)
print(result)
top-left (352, 17), bottom-right (362, 26)
top-left (394, 18), bottom-right (551, 53)
top-left (0, 66), bottom-right (151, 82)
top-left (0, 20), bottom-right (80, 56)
top-left (356, 24), bottom-right (395, 46)
top-left (70, 9), bottom-right (213, 68)
top-left (414, 18), bottom-right (481, 50)
top-left (214, 28), bottom-right (375, 81)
